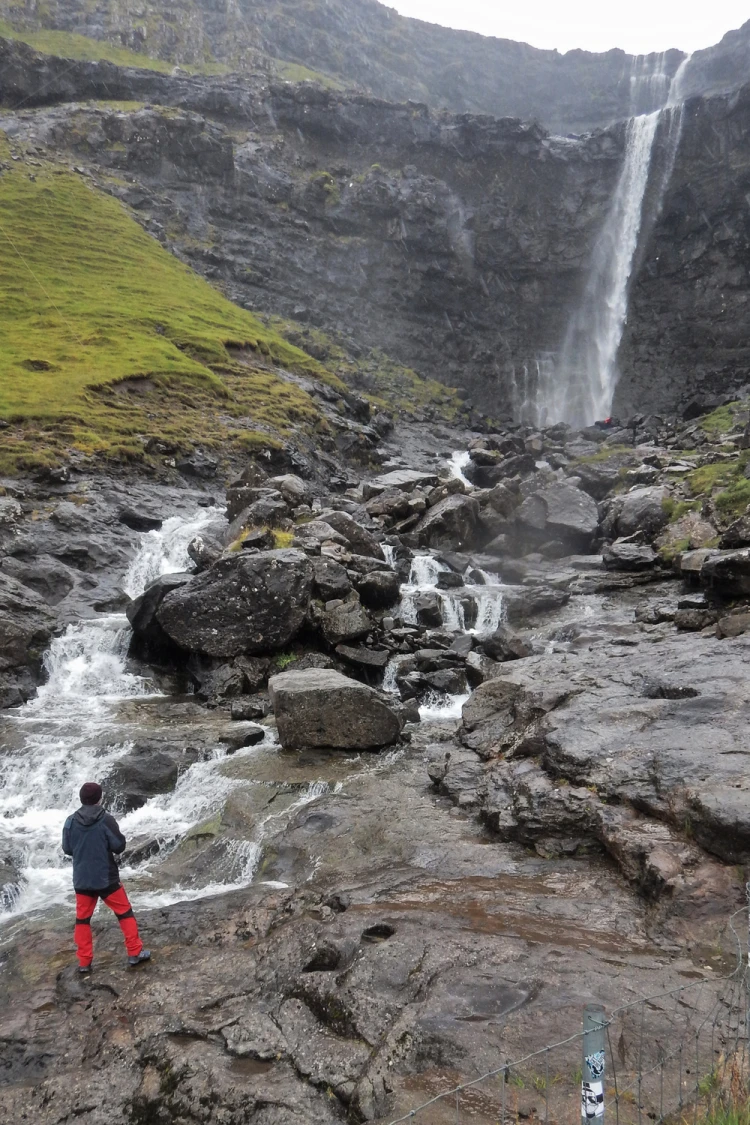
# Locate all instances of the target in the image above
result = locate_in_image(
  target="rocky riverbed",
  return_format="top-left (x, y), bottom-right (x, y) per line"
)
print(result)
top-left (1, 405), bottom-right (750, 1122)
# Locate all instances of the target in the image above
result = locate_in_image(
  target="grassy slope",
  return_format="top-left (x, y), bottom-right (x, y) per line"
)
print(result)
top-left (0, 145), bottom-right (346, 473)
top-left (0, 18), bottom-right (227, 74)
top-left (0, 18), bottom-right (344, 85)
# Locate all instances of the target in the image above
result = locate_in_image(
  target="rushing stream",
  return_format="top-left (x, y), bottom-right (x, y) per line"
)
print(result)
top-left (0, 508), bottom-right (335, 922)
top-left (0, 457), bottom-right (506, 922)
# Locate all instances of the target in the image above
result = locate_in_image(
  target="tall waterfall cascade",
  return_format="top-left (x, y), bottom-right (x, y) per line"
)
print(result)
top-left (532, 53), bottom-right (693, 429)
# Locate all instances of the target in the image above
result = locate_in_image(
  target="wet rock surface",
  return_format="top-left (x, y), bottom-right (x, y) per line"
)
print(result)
top-left (4, 405), bottom-right (750, 1123)
top-left (269, 667), bottom-right (402, 751)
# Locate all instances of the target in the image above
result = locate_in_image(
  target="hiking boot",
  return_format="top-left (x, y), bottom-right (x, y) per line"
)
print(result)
top-left (78, 964), bottom-right (92, 974)
top-left (128, 949), bottom-right (151, 967)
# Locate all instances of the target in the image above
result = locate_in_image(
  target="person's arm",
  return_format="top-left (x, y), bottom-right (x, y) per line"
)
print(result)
top-left (103, 813), bottom-right (127, 854)
top-left (62, 816), bottom-right (73, 856)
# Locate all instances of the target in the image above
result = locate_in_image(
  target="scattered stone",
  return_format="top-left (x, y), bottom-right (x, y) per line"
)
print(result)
top-left (335, 644), bottom-right (390, 669)
top-left (602, 539), bottom-right (658, 571)
top-left (319, 597), bottom-right (372, 644)
top-left (716, 612), bottom-right (750, 638)
top-left (479, 624), bottom-right (533, 661)
top-left (355, 569), bottom-right (401, 608)
top-left (322, 510), bottom-right (384, 560)
top-left (118, 508), bottom-right (162, 532)
top-left (231, 696), bottom-right (271, 720)
top-left (268, 668), bottom-right (401, 750)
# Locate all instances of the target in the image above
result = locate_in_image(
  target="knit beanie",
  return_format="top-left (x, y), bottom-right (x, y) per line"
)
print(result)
top-left (79, 782), bottom-right (103, 806)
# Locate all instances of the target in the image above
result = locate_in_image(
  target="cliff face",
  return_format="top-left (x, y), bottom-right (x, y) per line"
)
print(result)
top-left (615, 84), bottom-right (750, 417)
top-left (2, 34), bottom-right (749, 421)
top-left (0, 37), bottom-right (625, 416)
top-left (0, 0), bottom-right (690, 132)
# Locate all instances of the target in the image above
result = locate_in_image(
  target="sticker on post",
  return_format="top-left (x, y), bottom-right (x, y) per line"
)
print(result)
top-left (585, 1050), bottom-right (605, 1079)
top-left (582, 1080), bottom-right (604, 1119)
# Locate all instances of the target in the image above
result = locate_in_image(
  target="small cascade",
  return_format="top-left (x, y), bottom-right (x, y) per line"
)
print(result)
top-left (419, 691), bottom-right (471, 722)
top-left (448, 451), bottom-right (472, 488)
top-left (399, 554), bottom-right (467, 633)
top-left (381, 543), bottom-right (398, 569)
top-left (382, 653), bottom-right (409, 695)
top-left (398, 552), bottom-right (505, 636)
top-left (130, 778), bottom-right (333, 909)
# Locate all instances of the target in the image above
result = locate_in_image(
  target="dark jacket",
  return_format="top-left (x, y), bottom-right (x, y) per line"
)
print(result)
top-left (62, 805), bottom-right (126, 893)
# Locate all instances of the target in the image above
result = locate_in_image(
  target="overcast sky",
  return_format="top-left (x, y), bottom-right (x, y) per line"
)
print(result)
top-left (389, 1), bottom-right (748, 55)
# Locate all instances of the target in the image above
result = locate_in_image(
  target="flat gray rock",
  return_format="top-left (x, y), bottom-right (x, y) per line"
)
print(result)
top-left (269, 667), bottom-right (401, 750)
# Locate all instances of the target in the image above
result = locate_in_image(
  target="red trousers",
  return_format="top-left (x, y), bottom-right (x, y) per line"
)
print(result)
top-left (74, 883), bottom-right (143, 966)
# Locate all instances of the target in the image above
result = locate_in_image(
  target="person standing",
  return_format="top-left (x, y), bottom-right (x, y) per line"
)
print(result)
top-left (62, 782), bottom-right (150, 973)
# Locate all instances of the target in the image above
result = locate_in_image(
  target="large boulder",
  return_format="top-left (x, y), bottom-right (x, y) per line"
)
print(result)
top-left (0, 554), bottom-right (77, 605)
top-left (322, 510), bottom-right (384, 561)
top-left (517, 482), bottom-right (598, 549)
top-left (415, 494), bottom-right (480, 549)
top-left (615, 487), bottom-right (670, 539)
top-left (0, 573), bottom-right (56, 707)
top-left (156, 549), bottom-right (313, 658)
top-left (268, 668), bottom-right (401, 750)
top-left (700, 549), bottom-right (750, 597)
top-left (126, 572), bottom-right (193, 659)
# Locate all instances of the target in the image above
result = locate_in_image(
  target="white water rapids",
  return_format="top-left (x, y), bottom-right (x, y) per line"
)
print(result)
top-left (0, 508), bottom-right (330, 923)
top-left (399, 554), bottom-right (505, 636)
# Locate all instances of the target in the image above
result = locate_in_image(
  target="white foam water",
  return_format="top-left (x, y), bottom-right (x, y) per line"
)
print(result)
top-left (448, 451), bottom-right (472, 487)
top-left (547, 54), bottom-right (691, 427)
top-left (128, 778), bottom-right (331, 911)
top-left (0, 506), bottom-right (233, 921)
top-left (398, 553), bottom-right (504, 635)
top-left (418, 692), bottom-right (471, 722)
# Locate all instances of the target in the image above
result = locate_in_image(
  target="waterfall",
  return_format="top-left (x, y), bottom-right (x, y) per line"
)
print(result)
top-left (545, 52), bottom-right (691, 429)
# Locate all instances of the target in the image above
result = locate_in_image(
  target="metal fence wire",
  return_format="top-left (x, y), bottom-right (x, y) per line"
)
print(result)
top-left (385, 892), bottom-right (750, 1125)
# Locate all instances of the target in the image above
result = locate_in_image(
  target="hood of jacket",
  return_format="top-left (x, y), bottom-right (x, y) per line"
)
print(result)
top-left (73, 805), bottom-right (106, 828)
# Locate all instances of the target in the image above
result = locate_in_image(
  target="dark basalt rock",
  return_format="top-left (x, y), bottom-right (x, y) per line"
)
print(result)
top-left (602, 540), bottom-right (658, 571)
top-left (268, 667), bottom-right (401, 750)
top-left (0, 573), bottom-right (56, 708)
top-left (156, 549), bottom-right (314, 658)
top-left (126, 571), bottom-right (193, 661)
top-left (415, 494), bottom-right (480, 550)
top-left (355, 569), bottom-right (401, 609)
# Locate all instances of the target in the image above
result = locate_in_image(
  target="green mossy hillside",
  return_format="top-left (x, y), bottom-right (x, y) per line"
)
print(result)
top-left (0, 18), bottom-right (228, 74)
top-left (0, 153), bottom-right (343, 473)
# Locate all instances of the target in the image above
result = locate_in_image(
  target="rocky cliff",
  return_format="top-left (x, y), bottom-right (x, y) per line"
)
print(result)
top-left (0, 0), bottom-right (688, 132)
top-left (616, 83), bottom-right (750, 417)
top-left (3, 35), bottom-right (750, 421)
